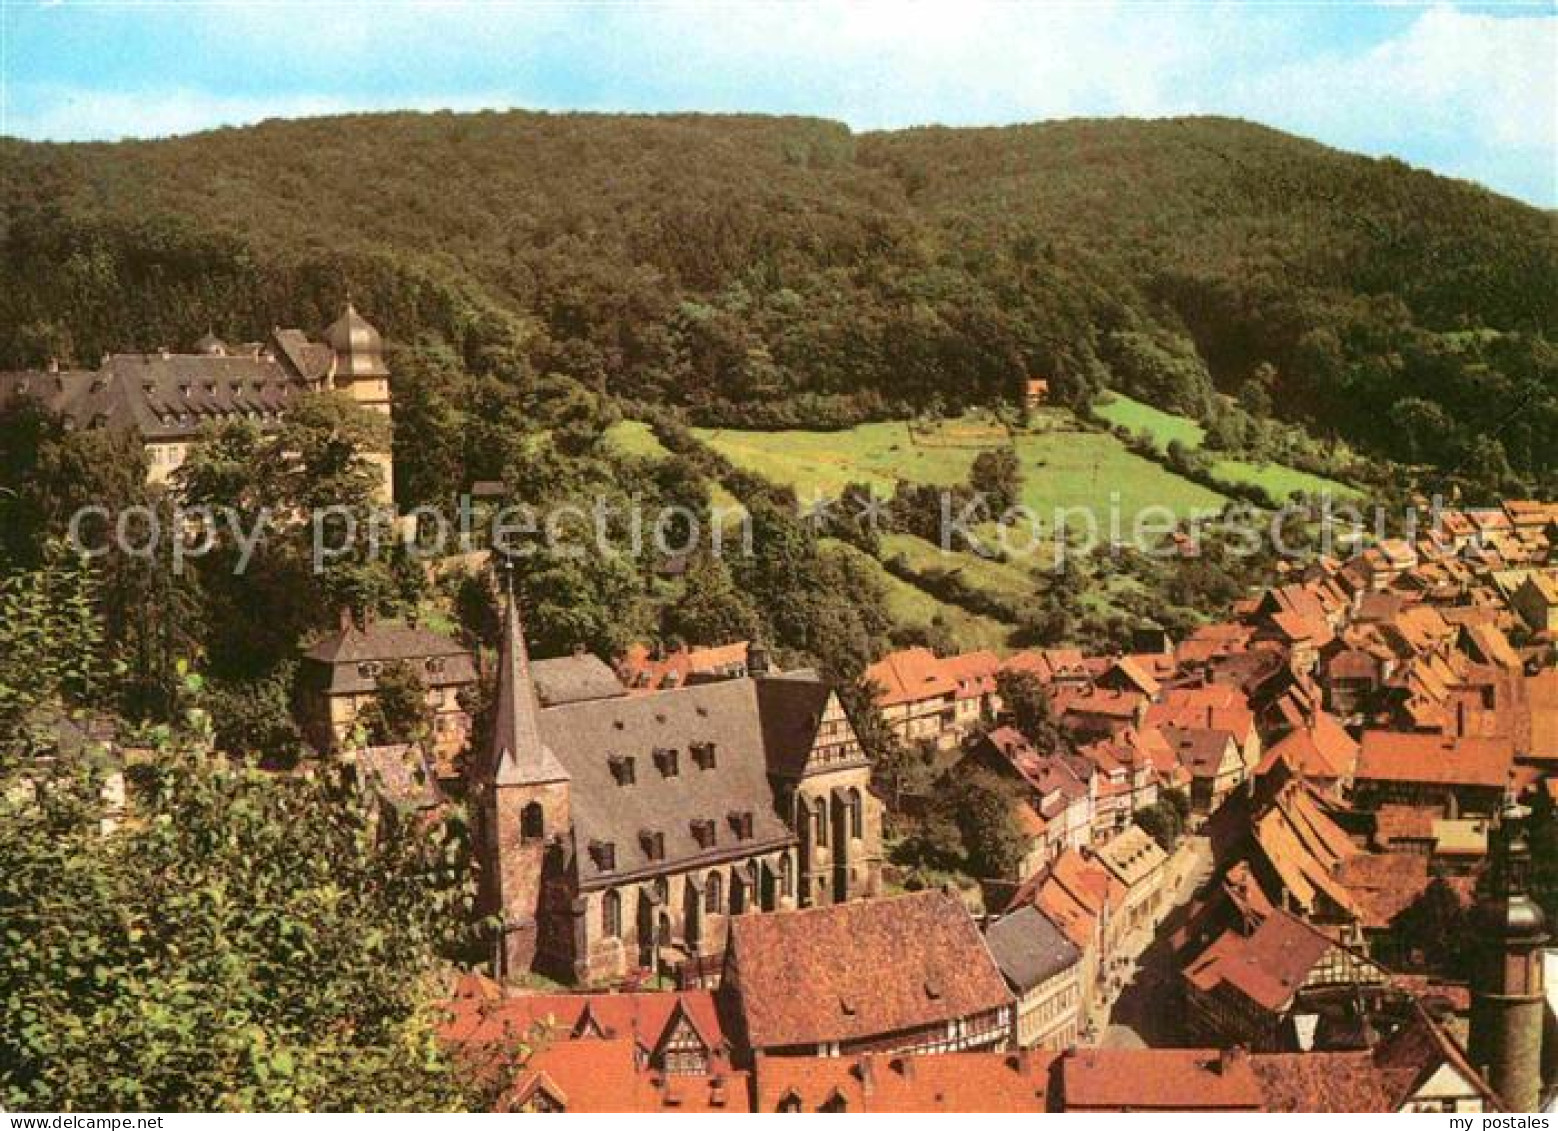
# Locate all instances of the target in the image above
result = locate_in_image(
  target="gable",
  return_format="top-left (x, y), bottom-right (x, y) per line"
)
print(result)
top-left (1400, 1062), bottom-right (1479, 1110)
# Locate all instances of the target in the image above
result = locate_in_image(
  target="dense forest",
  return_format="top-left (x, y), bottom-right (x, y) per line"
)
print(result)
top-left (0, 110), bottom-right (1553, 488)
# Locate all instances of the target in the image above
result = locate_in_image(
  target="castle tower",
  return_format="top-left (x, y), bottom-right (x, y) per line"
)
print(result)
top-left (323, 302), bottom-right (392, 416)
top-left (475, 563), bottom-right (571, 976)
top-left (1468, 787), bottom-right (1549, 1112)
top-left (322, 301), bottom-right (395, 504)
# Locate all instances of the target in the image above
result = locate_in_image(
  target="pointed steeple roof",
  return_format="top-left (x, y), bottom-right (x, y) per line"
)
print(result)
top-left (489, 562), bottom-right (569, 787)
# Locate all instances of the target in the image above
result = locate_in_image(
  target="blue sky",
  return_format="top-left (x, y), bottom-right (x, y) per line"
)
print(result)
top-left (4, 1), bottom-right (1554, 206)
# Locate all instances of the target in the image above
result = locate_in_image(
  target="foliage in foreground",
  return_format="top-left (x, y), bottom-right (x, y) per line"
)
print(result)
top-left (0, 729), bottom-right (488, 1111)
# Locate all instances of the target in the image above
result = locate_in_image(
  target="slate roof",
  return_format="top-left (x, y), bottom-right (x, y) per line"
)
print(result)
top-left (983, 904), bottom-right (1082, 994)
top-left (302, 621), bottom-right (477, 695)
top-left (754, 674), bottom-right (855, 779)
top-left (0, 344), bottom-right (316, 443)
top-left (726, 891), bottom-right (1013, 1050)
top-left (531, 654), bottom-right (628, 707)
top-left (536, 675), bottom-right (800, 887)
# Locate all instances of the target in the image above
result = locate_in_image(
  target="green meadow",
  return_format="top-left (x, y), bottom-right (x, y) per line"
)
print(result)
top-left (1094, 392), bottom-right (1360, 501)
top-left (694, 411), bottom-right (1228, 539)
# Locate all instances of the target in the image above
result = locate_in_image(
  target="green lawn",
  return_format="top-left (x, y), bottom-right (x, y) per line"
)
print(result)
top-left (1094, 392), bottom-right (1206, 449)
top-left (880, 531), bottom-right (1042, 606)
top-left (1094, 392), bottom-right (1359, 501)
top-left (1207, 458), bottom-right (1358, 503)
top-left (603, 419), bottom-right (672, 460)
top-left (822, 538), bottom-right (1012, 653)
top-left (605, 419), bottom-right (748, 521)
top-left (695, 412), bottom-right (1228, 548)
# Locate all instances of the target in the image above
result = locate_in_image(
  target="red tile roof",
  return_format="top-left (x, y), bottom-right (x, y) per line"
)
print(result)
top-left (755, 1049), bottom-right (1058, 1112)
top-left (726, 891), bottom-right (1012, 1051)
top-left (1183, 908), bottom-right (1336, 1013)
top-left (1355, 731), bottom-right (1514, 789)
top-left (505, 1038), bottom-right (753, 1113)
top-left (617, 640), bottom-right (749, 693)
top-left (1062, 1048), bottom-right (1264, 1111)
top-left (866, 647), bottom-right (957, 706)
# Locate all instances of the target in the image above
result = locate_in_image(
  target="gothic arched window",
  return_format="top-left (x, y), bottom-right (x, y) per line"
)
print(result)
top-left (706, 872), bottom-right (723, 914)
top-left (813, 797), bottom-right (828, 847)
top-left (602, 889), bottom-right (621, 938)
top-left (847, 788), bottom-right (863, 840)
top-left (520, 801), bottom-right (545, 841)
top-left (779, 853), bottom-right (793, 898)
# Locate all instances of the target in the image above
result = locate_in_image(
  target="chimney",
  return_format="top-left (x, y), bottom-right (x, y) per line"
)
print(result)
top-left (746, 638), bottom-right (771, 677)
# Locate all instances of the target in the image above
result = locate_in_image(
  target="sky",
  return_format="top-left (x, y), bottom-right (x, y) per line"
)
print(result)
top-left (2, 1), bottom-right (1554, 207)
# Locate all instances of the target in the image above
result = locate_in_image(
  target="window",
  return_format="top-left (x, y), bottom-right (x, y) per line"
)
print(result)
top-left (602, 889), bottom-right (621, 938)
top-left (705, 873), bottom-right (723, 914)
top-left (520, 802), bottom-right (545, 841)
top-left (357, 661), bottom-right (382, 680)
top-left (590, 840), bottom-right (617, 872)
top-left (690, 818), bottom-right (717, 850)
top-left (653, 747), bottom-right (679, 777)
top-left (813, 798), bottom-right (828, 847)
top-left (640, 829), bottom-right (666, 862)
top-left (609, 754), bottom-right (636, 786)
top-left (779, 853), bottom-right (793, 898)
top-left (847, 789), bottom-right (863, 840)
top-left (728, 810), bottom-right (755, 841)
top-left (426, 656), bottom-right (446, 676)
top-left (691, 741), bottom-right (718, 770)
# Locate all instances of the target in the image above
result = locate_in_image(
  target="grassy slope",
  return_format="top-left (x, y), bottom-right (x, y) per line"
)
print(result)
top-left (1095, 391), bottom-right (1360, 499)
top-left (603, 419), bottom-right (747, 517)
top-left (821, 538), bottom-right (1012, 653)
top-left (696, 409), bottom-right (1228, 539)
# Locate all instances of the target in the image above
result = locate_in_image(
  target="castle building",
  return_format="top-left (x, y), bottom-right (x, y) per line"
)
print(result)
top-left (298, 615), bottom-right (478, 767)
top-left (471, 573), bottom-right (883, 987)
top-left (0, 302), bottom-right (395, 500)
top-left (1468, 788), bottom-right (1549, 1112)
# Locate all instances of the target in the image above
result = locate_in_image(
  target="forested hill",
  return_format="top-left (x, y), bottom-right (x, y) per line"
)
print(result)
top-left (1, 111), bottom-right (1554, 484)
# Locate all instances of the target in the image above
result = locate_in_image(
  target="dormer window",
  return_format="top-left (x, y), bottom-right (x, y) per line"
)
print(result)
top-left (691, 741), bottom-right (718, 770)
top-left (357, 661), bottom-right (382, 680)
top-left (426, 656), bottom-right (446, 676)
top-left (728, 810), bottom-right (755, 841)
top-left (589, 840), bottom-right (617, 872)
top-left (640, 829), bottom-right (666, 862)
top-left (608, 754), bottom-right (636, 786)
top-left (653, 747), bottom-right (679, 778)
top-left (690, 818), bottom-right (717, 850)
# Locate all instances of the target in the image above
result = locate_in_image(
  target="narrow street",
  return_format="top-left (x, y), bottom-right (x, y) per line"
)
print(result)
top-left (1096, 834), bottom-right (1214, 1048)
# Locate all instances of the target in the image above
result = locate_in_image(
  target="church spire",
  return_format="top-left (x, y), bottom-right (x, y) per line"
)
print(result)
top-left (488, 558), bottom-right (569, 787)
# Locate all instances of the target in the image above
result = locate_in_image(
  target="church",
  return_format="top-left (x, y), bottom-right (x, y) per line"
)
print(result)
top-left (471, 572), bottom-right (885, 987)
top-left (0, 302), bottom-right (395, 499)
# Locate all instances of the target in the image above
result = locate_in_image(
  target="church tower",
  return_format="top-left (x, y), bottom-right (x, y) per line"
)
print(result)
top-left (474, 564), bottom-right (572, 977)
top-left (1468, 787), bottom-right (1549, 1112)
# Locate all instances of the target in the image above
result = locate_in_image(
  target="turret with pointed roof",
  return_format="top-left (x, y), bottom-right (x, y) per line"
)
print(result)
top-left (476, 560), bottom-right (574, 979)
top-left (488, 565), bottom-right (569, 787)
